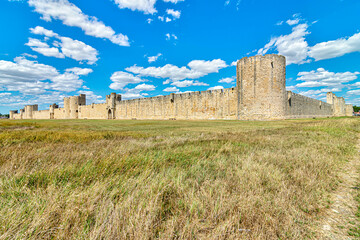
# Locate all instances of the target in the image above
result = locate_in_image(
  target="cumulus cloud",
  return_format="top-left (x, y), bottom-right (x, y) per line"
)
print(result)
top-left (166, 33), bottom-right (178, 40)
top-left (163, 87), bottom-right (179, 92)
top-left (258, 23), bottom-right (310, 65)
top-left (259, 16), bottom-right (360, 64)
top-left (171, 80), bottom-right (209, 88)
top-left (286, 19), bottom-right (299, 26)
top-left (298, 88), bottom-right (341, 99)
top-left (28, 0), bottom-right (129, 46)
top-left (113, 0), bottom-right (157, 14)
top-left (134, 83), bottom-right (156, 91)
top-left (147, 53), bottom-right (162, 63)
top-left (166, 9), bottom-right (181, 19)
top-left (296, 68), bottom-right (360, 88)
top-left (109, 71), bottom-right (146, 90)
top-left (0, 91), bottom-right (68, 108)
top-left (0, 56), bottom-right (91, 95)
top-left (219, 77), bottom-right (235, 83)
top-left (163, 0), bottom-right (184, 3)
top-left (309, 32), bottom-right (360, 61)
top-left (126, 59), bottom-right (227, 82)
top-left (347, 89), bottom-right (360, 95)
top-left (119, 83), bottom-right (155, 100)
top-left (29, 26), bottom-right (99, 64)
top-left (26, 38), bottom-right (65, 58)
top-left (208, 86), bottom-right (224, 90)
top-left (65, 67), bottom-right (93, 76)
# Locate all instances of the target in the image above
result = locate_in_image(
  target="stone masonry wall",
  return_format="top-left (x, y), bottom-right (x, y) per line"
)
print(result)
top-left (286, 91), bottom-right (333, 118)
top-left (114, 88), bottom-right (237, 120)
top-left (32, 110), bottom-right (50, 119)
top-left (79, 103), bottom-right (108, 119)
top-left (9, 55), bottom-right (353, 121)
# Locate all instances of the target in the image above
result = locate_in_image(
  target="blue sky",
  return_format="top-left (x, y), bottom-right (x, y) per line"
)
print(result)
top-left (0, 0), bottom-right (360, 113)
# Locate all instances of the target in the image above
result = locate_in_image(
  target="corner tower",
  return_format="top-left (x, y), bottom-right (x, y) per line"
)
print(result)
top-left (236, 54), bottom-right (286, 120)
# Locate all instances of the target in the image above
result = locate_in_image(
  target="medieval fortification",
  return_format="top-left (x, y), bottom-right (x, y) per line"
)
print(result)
top-left (9, 55), bottom-right (354, 120)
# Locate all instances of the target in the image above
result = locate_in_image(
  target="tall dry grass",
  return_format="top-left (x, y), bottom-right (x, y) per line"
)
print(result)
top-left (0, 118), bottom-right (359, 239)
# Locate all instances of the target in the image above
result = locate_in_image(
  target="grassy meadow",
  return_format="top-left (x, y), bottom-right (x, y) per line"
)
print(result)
top-left (0, 118), bottom-right (359, 239)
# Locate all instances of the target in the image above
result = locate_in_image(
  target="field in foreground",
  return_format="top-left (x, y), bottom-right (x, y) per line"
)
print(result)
top-left (0, 118), bottom-right (359, 239)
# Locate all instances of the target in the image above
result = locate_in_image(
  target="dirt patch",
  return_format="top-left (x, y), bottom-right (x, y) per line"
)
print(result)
top-left (315, 139), bottom-right (360, 239)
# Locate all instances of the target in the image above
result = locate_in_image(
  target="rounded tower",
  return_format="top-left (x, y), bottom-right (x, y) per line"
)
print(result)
top-left (64, 97), bottom-right (70, 119)
top-left (69, 96), bottom-right (79, 119)
top-left (236, 54), bottom-right (286, 120)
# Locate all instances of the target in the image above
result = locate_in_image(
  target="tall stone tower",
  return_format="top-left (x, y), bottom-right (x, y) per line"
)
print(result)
top-left (236, 54), bottom-right (286, 120)
top-left (64, 94), bottom-right (86, 119)
top-left (106, 93), bottom-right (122, 119)
top-left (24, 105), bottom-right (38, 119)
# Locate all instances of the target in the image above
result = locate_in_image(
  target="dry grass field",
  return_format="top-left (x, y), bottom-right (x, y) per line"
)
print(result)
top-left (0, 118), bottom-right (359, 239)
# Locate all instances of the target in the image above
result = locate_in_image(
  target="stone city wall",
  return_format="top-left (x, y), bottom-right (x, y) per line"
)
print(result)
top-left (285, 91), bottom-right (333, 119)
top-left (115, 88), bottom-right (237, 120)
top-left (32, 109), bottom-right (50, 119)
top-left (79, 103), bottom-right (108, 119)
top-left (9, 55), bottom-right (354, 121)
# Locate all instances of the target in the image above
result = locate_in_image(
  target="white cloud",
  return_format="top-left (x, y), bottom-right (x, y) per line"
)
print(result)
top-left (28, 0), bottom-right (129, 46)
top-left (163, 87), bottom-right (179, 92)
top-left (21, 53), bottom-right (38, 59)
top-left (219, 77), bottom-right (235, 83)
top-left (347, 89), bottom-right (360, 95)
top-left (166, 33), bottom-right (177, 40)
top-left (295, 68), bottom-right (360, 89)
top-left (65, 67), bottom-right (93, 76)
top-left (166, 9), bottom-right (181, 19)
top-left (29, 26), bottom-right (99, 64)
top-left (30, 25), bottom-right (58, 37)
top-left (126, 59), bottom-right (227, 81)
top-left (26, 38), bottom-right (65, 58)
top-left (113, 0), bottom-right (157, 14)
top-left (51, 72), bottom-right (83, 92)
top-left (259, 17), bottom-right (360, 65)
top-left (0, 56), bottom-right (91, 95)
top-left (309, 32), bottom-right (360, 61)
top-left (147, 53), bottom-right (162, 63)
top-left (286, 85), bottom-right (297, 91)
top-left (163, 0), bottom-right (184, 3)
top-left (109, 71), bottom-right (145, 90)
top-left (0, 92), bottom-right (68, 108)
top-left (231, 61), bottom-right (237, 66)
top-left (166, 17), bottom-right (172, 22)
top-left (121, 92), bottom-right (145, 99)
top-left (208, 86), bottom-right (224, 90)
top-left (286, 19), bottom-right (299, 26)
top-left (171, 80), bottom-right (209, 88)
top-left (258, 23), bottom-right (310, 65)
top-left (134, 83), bottom-right (155, 91)
top-left (298, 88), bottom-right (341, 99)
top-left (147, 18), bottom-right (153, 24)
top-left (59, 36), bottom-right (98, 64)
top-left (0, 92), bottom-right (12, 97)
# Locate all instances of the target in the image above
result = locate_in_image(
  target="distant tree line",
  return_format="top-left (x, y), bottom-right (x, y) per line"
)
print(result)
top-left (353, 106), bottom-right (360, 112)
top-left (0, 113), bottom-right (9, 118)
